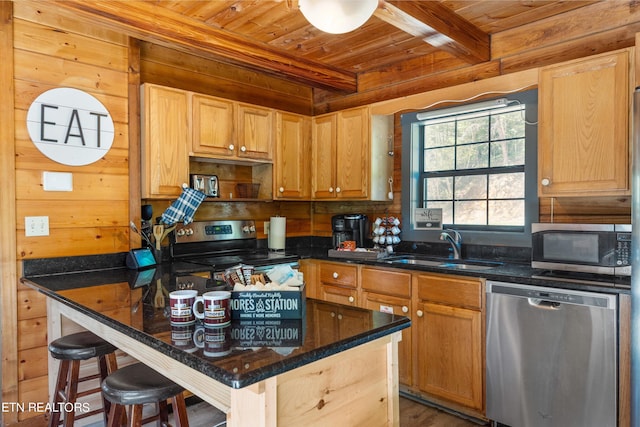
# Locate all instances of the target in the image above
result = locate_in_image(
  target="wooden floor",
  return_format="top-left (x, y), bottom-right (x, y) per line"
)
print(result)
top-left (181, 395), bottom-right (486, 427)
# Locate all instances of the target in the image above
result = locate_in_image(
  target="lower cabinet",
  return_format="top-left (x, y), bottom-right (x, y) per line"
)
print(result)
top-left (303, 260), bottom-right (486, 419)
top-left (317, 261), bottom-right (358, 306)
top-left (413, 272), bottom-right (484, 413)
top-left (361, 267), bottom-right (413, 387)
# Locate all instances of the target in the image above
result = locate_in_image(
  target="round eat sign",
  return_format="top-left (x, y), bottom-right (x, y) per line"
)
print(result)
top-left (26, 88), bottom-right (115, 166)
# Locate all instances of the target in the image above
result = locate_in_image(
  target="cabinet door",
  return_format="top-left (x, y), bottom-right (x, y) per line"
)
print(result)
top-left (141, 84), bottom-right (189, 198)
top-left (539, 50), bottom-right (630, 197)
top-left (362, 292), bottom-right (412, 386)
top-left (236, 103), bottom-right (274, 160)
top-left (275, 112), bottom-right (311, 199)
top-left (191, 94), bottom-right (235, 158)
top-left (416, 301), bottom-right (483, 411)
top-left (311, 114), bottom-right (337, 198)
top-left (336, 107), bottom-right (369, 199)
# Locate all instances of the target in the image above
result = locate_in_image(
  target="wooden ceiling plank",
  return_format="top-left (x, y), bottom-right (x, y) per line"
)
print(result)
top-left (376, 0), bottom-right (490, 64)
top-left (52, 0), bottom-right (356, 92)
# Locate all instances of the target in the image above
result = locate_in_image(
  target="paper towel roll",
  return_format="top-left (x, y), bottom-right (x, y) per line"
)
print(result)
top-left (268, 216), bottom-right (286, 251)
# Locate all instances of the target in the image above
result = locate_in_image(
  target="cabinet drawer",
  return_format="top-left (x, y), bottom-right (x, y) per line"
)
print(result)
top-left (319, 284), bottom-right (358, 306)
top-left (361, 267), bottom-right (411, 298)
top-left (415, 273), bottom-right (482, 310)
top-left (319, 262), bottom-right (358, 288)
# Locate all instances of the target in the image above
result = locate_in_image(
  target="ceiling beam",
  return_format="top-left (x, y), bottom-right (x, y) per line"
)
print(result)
top-left (375, 0), bottom-right (490, 64)
top-left (52, 0), bottom-right (357, 92)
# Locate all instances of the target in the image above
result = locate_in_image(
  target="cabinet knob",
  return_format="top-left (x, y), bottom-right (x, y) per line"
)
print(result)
top-left (329, 187), bottom-right (334, 193)
top-left (228, 144), bottom-right (235, 151)
top-left (335, 187), bottom-right (341, 193)
top-left (240, 145), bottom-right (247, 152)
top-left (541, 178), bottom-right (551, 186)
top-left (279, 187), bottom-right (284, 193)
top-left (338, 314), bottom-right (343, 319)
top-left (348, 296), bottom-right (355, 303)
top-left (331, 312), bottom-right (336, 318)
top-left (402, 306), bottom-right (409, 313)
top-left (332, 272), bottom-right (339, 279)
top-left (416, 310), bottom-right (424, 317)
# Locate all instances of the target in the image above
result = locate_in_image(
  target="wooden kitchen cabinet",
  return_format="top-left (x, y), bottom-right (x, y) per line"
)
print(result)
top-left (361, 266), bottom-right (413, 386)
top-left (274, 112), bottom-right (311, 199)
top-left (538, 49), bottom-right (631, 197)
top-left (413, 272), bottom-right (484, 414)
top-left (141, 83), bottom-right (190, 199)
top-left (317, 261), bottom-right (358, 306)
top-left (191, 93), bottom-right (234, 158)
top-left (312, 106), bottom-right (390, 200)
top-left (236, 103), bottom-right (274, 161)
top-left (313, 301), bottom-right (370, 345)
top-left (191, 93), bottom-right (274, 161)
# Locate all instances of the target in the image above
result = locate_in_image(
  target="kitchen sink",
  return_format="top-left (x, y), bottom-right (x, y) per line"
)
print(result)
top-left (383, 255), bottom-right (502, 270)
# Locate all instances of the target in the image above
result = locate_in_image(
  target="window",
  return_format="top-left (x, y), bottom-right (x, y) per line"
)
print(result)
top-left (401, 90), bottom-right (538, 247)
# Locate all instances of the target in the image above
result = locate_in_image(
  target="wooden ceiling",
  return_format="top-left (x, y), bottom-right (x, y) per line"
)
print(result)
top-left (54, 1), bottom-right (600, 95)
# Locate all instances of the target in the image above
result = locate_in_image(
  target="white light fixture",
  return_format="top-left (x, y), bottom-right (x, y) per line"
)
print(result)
top-left (299, 0), bottom-right (378, 34)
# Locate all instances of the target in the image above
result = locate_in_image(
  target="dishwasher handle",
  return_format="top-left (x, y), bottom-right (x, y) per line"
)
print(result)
top-left (528, 298), bottom-right (561, 310)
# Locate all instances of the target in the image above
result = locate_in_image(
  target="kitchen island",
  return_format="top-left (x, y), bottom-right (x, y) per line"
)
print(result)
top-left (21, 266), bottom-right (410, 427)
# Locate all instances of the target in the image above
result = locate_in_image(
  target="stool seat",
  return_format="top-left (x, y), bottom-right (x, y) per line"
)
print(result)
top-left (47, 331), bottom-right (118, 427)
top-left (102, 363), bottom-right (189, 427)
top-left (49, 331), bottom-right (117, 360)
top-left (102, 363), bottom-right (184, 405)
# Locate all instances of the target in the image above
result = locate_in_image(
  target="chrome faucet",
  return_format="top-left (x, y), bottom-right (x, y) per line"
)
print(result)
top-left (440, 229), bottom-right (462, 259)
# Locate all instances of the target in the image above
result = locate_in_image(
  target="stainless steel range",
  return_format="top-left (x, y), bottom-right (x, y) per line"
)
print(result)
top-left (169, 220), bottom-right (300, 284)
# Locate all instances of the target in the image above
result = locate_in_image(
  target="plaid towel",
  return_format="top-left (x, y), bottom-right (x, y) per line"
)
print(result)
top-left (161, 187), bottom-right (206, 226)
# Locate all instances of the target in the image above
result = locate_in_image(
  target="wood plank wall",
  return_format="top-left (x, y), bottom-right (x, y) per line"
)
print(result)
top-left (7, 2), bottom-right (131, 423)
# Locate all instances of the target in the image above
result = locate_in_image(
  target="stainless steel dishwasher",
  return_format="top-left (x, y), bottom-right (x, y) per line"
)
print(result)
top-left (486, 281), bottom-right (617, 427)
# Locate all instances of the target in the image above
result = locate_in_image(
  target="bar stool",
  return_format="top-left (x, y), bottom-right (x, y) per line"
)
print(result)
top-left (101, 362), bottom-right (189, 427)
top-left (48, 331), bottom-right (118, 427)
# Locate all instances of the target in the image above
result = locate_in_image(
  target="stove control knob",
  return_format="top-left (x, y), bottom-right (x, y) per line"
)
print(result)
top-left (186, 228), bottom-right (194, 236)
top-left (242, 225), bottom-right (251, 233)
top-left (177, 229), bottom-right (186, 236)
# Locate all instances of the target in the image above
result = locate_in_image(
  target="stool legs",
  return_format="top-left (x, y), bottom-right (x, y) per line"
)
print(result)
top-left (48, 353), bottom-right (116, 427)
top-left (105, 394), bottom-right (189, 427)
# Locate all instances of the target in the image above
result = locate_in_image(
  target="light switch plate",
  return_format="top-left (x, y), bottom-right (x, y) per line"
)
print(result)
top-left (25, 216), bottom-right (49, 237)
top-left (264, 221), bottom-right (270, 235)
top-left (43, 171), bottom-right (73, 191)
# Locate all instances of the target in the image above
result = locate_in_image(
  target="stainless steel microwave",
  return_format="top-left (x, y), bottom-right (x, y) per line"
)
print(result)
top-left (531, 223), bottom-right (631, 276)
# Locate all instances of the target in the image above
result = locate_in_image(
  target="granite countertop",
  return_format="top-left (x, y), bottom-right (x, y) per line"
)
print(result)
top-left (302, 249), bottom-right (631, 295)
top-left (21, 267), bottom-right (410, 389)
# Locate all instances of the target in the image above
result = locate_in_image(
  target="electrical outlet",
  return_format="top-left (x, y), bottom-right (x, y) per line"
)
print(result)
top-left (264, 221), bottom-right (270, 235)
top-left (25, 216), bottom-right (49, 237)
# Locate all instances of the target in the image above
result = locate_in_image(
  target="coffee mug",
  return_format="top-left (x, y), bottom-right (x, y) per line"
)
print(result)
top-left (340, 240), bottom-right (356, 250)
top-left (170, 324), bottom-right (198, 353)
top-left (194, 291), bottom-right (231, 327)
top-left (169, 290), bottom-right (198, 325)
top-left (202, 325), bottom-right (231, 358)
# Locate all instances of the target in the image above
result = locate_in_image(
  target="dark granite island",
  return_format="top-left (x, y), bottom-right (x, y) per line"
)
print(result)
top-left (22, 267), bottom-right (410, 427)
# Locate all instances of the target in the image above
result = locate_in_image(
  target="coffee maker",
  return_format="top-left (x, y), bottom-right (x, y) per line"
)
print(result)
top-left (332, 214), bottom-right (369, 249)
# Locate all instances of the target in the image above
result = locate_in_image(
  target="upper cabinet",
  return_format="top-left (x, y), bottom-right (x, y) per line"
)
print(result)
top-left (538, 49), bottom-right (631, 197)
top-left (274, 112), bottom-right (311, 199)
top-left (191, 93), bottom-right (274, 161)
top-left (141, 84), bottom-right (189, 199)
top-left (191, 94), bottom-right (234, 158)
top-left (312, 107), bottom-right (392, 200)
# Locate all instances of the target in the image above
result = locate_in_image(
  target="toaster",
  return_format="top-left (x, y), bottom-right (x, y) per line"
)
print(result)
top-left (190, 174), bottom-right (218, 197)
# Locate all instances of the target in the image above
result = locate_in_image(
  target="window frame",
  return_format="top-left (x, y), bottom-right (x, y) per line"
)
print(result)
top-left (400, 90), bottom-right (539, 247)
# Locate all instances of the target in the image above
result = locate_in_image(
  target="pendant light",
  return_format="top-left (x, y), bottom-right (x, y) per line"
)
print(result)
top-left (299, 0), bottom-right (378, 34)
